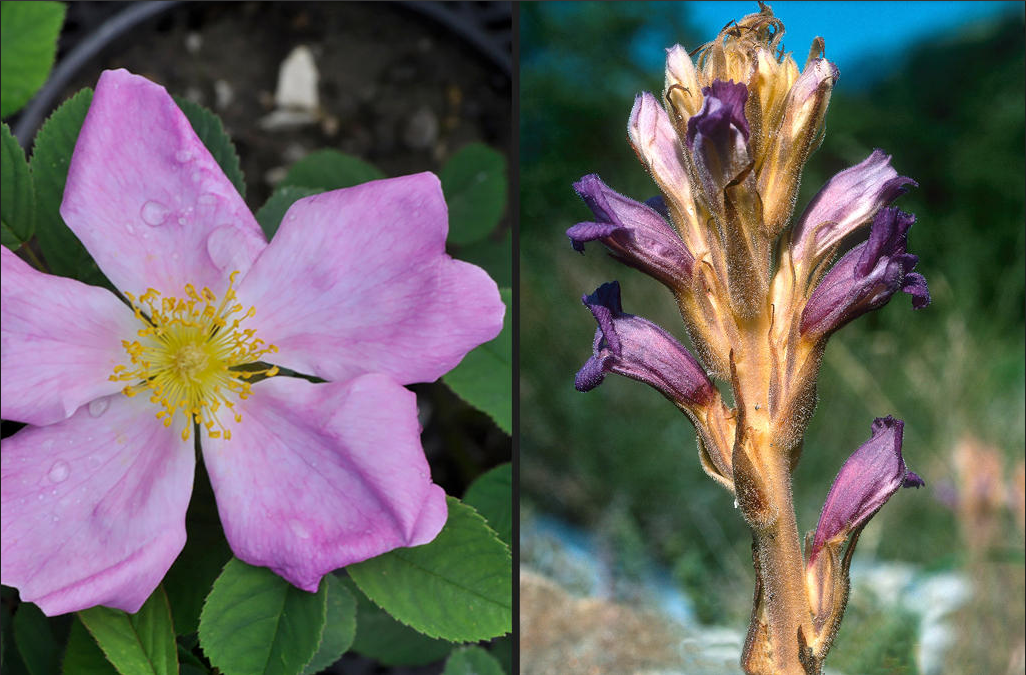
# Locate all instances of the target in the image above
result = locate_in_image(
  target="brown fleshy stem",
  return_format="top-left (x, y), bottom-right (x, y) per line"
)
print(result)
top-left (744, 446), bottom-right (814, 674)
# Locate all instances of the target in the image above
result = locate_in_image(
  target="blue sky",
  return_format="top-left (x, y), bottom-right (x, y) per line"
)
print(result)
top-left (638, 1), bottom-right (1024, 89)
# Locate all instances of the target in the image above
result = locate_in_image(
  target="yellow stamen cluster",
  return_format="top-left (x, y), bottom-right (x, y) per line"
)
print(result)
top-left (110, 271), bottom-right (279, 441)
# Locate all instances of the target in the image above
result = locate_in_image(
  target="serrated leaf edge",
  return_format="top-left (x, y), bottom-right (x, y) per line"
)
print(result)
top-left (77, 585), bottom-right (177, 675)
top-left (348, 500), bottom-right (511, 642)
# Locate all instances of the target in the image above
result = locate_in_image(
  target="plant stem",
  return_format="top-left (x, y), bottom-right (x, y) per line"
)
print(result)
top-left (745, 445), bottom-right (813, 674)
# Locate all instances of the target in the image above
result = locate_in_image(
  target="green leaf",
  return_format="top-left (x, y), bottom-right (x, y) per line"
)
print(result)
top-left (29, 87), bottom-right (111, 286)
top-left (300, 576), bottom-right (356, 675)
top-left (198, 558), bottom-right (327, 675)
top-left (12, 602), bottom-right (56, 675)
top-left (442, 287), bottom-right (512, 434)
top-left (176, 641), bottom-right (208, 675)
top-left (1, 585), bottom-right (30, 675)
top-left (456, 228), bottom-right (511, 288)
top-left (442, 646), bottom-right (505, 675)
top-left (279, 149), bottom-right (385, 192)
top-left (1, 122), bottom-right (34, 250)
top-left (62, 618), bottom-right (118, 675)
top-left (439, 143), bottom-right (507, 246)
top-left (77, 586), bottom-right (178, 675)
top-left (340, 577), bottom-right (452, 667)
top-left (173, 97), bottom-right (246, 199)
top-left (491, 636), bottom-right (512, 675)
top-left (0, 1), bottom-right (66, 118)
top-left (348, 497), bottom-right (511, 643)
top-left (462, 464), bottom-right (512, 548)
top-left (254, 185), bottom-right (320, 240)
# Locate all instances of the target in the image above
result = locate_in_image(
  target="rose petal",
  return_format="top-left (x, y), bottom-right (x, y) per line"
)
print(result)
top-left (236, 174), bottom-right (504, 384)
top-left (0, 246), bottom-right (136, 426)
top-left (60, 69), bottom-right (266, 299)
top-left (201, 374), bottom-right (447, 592)
top-left (0, 394), bottom-right (193, 615)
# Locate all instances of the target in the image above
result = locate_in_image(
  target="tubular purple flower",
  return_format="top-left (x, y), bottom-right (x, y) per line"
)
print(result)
top-left (792, 150), bottom-right (918, 264)
top-left (575, 281), bottom-right (714, 411)
top-left (568, 174), bottom-right (695, 288)
top-left (800, 207), bottom-right (930, 337)
top-left (809, 416), bottom-right (924, 564)
top-left (685, 80), bottom-right (752, 212)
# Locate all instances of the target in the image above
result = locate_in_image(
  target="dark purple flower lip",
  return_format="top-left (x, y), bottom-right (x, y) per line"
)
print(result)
top-left (575, 281), bottom-right (714, 409)
top-left (800, 207), bottom-right (930, 337)
top-left (685, 79), bottom-right (750, 148)
top-left (809, 416), bottom-right (924, 564)
top-left (683, 80), bottom-right (753, 214)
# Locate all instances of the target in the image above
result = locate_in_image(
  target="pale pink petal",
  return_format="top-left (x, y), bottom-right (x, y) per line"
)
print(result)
top-left (0, 394), bottom-right (193, 616)
top-left (60, 69), bottom-right (266, 299)
top-left (235, 173), bottom-right (504, 385)
top-left (202, 374), bottom-right (447, 592)
top-left (0, 246), bottom-right (136, 426)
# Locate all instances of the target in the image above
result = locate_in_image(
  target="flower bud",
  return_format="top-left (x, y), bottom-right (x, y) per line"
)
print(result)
top-left (627, 92), bottom-right (700, 236)
top-left (568, 174), bottom-right (695, 289)
top-left (758, 58), bottom-right (839, 237)
top-left (575, 281), bottom-right (715, 412)
top-left (792, 150), bottom-right (917, 266)
top-left (800, 207), bottom-right (930, 337)
top-left (663, 44), bottom-right (703, 129)
top-left (808, 416), bottom-right (925, 565)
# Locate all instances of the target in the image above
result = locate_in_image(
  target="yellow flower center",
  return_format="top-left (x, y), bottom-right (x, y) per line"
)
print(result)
top-left (110, 270), bottom-right (278, 441)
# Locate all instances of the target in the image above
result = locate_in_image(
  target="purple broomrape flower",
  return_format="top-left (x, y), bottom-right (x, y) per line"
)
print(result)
top-left (575, 281), bottom-right (714, 410)
top-left (0, 69), bottom-right (504, 615)
top-left (685, 80), bottom-right (752, 210)
top-left (568, 174), bottom-right (695, 287)
top-left (792, 150), bottom-right (917, 264)
top-left (809, 416), bottom-right (924, 564)
top-left (800, 207), bottom-right (930, 337)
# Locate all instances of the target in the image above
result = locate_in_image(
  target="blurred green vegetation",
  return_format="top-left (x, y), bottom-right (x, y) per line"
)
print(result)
top-left (520, 2), bottom-right (1025, 672)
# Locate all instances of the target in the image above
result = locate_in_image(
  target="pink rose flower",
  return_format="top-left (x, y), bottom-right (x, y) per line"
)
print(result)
top-left (0, 69), bottom-right (504, 616)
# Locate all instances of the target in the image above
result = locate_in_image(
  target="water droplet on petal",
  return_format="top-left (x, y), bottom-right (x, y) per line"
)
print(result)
top-left (178, 216), bottom-right (187, 226)
top-left (289, 519), bottom-right (312, 539)
top-left (48, 461), bottom-right (70, 483)
top-left (141, 200), bottom-right (170, 227)
top-left (175, 149), bottom-right (194, 163)
top-left (88, 397), bottom-right (109, 418)
top-left (125, 221), bottom-right (135, 235)
top-left (191, 171), bottom-right (203, 183)
top-left (52, 515), bottom-right (60, 523)
top-left (37, 494), bottom-right (44, 501)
